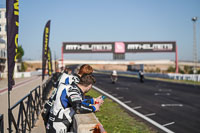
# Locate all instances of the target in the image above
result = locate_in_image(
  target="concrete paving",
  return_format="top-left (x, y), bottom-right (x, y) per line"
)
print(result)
top-left (31, 114), bottom-right (46, 133)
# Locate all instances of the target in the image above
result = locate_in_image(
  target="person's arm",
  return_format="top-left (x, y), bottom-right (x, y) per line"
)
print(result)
top-left (82, 98), bottom-right (95, 104)
top-left (67, 87), bottom-right (97, 113)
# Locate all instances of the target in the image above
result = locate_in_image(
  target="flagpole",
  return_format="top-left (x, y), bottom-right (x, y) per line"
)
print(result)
top-left (6, 0), bottom-right (11, 131)
top-left (62, 45), bottom-right (64, 68)
top-left (54, 51), bottom-right (57, 72)
top-left (6, 0), bottom-right (19, 131)
top-left (8, 90), bottom-right (12, 133)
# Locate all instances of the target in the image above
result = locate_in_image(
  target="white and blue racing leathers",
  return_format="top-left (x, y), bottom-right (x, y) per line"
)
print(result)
top-left (58, 73), bottom-right (80, 86)
top-left (46, 83), bottom-right (96, 133)
top-left (42, 73), bottom-right (80, 126)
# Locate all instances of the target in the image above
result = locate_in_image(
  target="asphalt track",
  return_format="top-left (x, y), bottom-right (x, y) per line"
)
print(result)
top-left (93, 73), bottom-right (200, 133)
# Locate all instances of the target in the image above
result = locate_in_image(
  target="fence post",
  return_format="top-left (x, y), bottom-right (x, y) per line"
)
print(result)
top-left (0, 114), bottom-right (4, 133)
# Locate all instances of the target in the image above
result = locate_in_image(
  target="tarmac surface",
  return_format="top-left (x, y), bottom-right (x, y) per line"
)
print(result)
top-left (93, 73), bottom-right (200, 133)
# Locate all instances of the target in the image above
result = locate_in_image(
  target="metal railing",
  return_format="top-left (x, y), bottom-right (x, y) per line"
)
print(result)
top-left (8, 86), bottom-right (42, 133)
top-left (42, 77), bottom-right (54, 103)
top-left (0, 114), bottom-right (4, 133)
top-left (5, 75), bottom-right (54, 133)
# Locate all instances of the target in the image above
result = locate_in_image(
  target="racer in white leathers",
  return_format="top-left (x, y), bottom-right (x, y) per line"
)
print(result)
top-left (42, 72), bottom-right (81, 126)
top-left (46, 74), bottom-right (103, 133)
top-left (138, 70), bottom-right (144, 83)
top-left (111, 70), bottom-right (118, 84)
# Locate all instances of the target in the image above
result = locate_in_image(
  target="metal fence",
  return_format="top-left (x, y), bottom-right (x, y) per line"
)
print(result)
top-left (8, 86), bottom-right (41, 133)
top-left (0, 114), bottom-right (3, 133)
top-left (3, 73), bottom-right (59, 133)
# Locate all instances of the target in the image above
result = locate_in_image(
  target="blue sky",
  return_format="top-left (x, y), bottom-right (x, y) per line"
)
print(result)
top-left (1, 0), bottom-right (200, 61)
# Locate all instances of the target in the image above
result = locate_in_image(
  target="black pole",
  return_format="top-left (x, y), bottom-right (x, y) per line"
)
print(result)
top-left (8, 90), bottom-right (12, 133)
top-left (54, 51), bottom-right (56, 72)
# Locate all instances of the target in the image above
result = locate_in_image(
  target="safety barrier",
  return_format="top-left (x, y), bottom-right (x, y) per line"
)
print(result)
top-left (145, 73), bottom-right (200, 82)
top-left (7, 76), bottom-right (53, 133)
top-left (0, 114), bottom-right (3, 133)
top-left (124, 71), bottom-right (200, 82)
top-left (73, 113), bottom-right (106, 133)
top-left (42, 77), bottom-right (54, 103)
top-left (8, 86), bottom-right (42, 132)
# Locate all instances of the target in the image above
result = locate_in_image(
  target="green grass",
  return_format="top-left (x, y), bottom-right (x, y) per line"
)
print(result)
top-left (87, 89), bottom-right (157, 133)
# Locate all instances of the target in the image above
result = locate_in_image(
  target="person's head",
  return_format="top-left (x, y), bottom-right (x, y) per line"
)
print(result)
top-left (78, 64), bottom-right (93, 76)
top-left (78, 74), bottom-right (96, 93)
top-left (67, 69), bottom-right (72, 75)
top-left (60, 67), bottom-right (64, 72)
top-left (64, 67), bottom-right (72, 74)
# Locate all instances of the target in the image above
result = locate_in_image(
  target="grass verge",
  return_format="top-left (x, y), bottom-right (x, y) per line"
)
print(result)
top-left (87, 89), bottom-right (157, 133)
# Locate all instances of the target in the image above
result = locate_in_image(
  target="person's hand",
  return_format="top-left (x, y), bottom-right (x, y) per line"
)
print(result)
top-left (95, 96), bottom-right (104, 105)
top-left (94, 104), bottom-right (101, 112)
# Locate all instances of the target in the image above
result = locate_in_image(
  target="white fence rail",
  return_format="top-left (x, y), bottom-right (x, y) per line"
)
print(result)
top-left (145, 73), bottom-right (200, 82)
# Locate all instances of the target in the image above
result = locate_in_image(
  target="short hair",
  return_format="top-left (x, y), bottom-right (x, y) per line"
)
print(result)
top-left (79, 74), bottom-right (96, 87)
top-left (78, 64), bottom-right (93, 76)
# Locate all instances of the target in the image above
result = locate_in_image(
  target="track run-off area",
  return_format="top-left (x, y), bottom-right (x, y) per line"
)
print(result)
top-left (93, 72), bottom-right (200, 133)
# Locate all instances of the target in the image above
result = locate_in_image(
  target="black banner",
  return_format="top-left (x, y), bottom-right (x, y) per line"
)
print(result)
top-left (63, 42), bottom-right (114, 53)
top-left (125, 42), bottom-right (176, 53)
top-left (47, 47), bottom-right (52, 76)
top-left (42, 20), bottom-right (51, 80)
top-left (6, 0), bottom-right (19, 91)
top-left (63, 41), bottom-right (176, 54)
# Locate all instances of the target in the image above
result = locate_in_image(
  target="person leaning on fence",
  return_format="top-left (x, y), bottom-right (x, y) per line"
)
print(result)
top-left (58, 64), bottom-right (94, 86)
top-left (41, 64), bottom-right (94, 126)
top-left (46, 74), bottom-right (104, 133)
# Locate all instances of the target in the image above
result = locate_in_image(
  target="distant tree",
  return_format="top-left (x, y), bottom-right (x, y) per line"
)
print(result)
top-left (155, 67), bottom-right (161, 73)
top-left (20, 62), bottom-right (28, 72)
top-left (197, 69), bottom-right (200, 74)
top-left (167, 66), bottom-right (175, 73)
top-left (189, 69), bottom-right (194, 74)
top-left (16, 45), bottom-right (24, 62)
top-left (178, 67), bottom-right (184, 74)
top-left (183, 66), bottom-right (191, 74)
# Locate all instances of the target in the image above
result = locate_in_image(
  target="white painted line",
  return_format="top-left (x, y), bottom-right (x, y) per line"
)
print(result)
top-left (154, 93), bottom-right (171, 96)
top-left (132, 106), bottom-right (142, 109)
top-left (116, 87), bottom-right (128, 90)
top-left (145, 113), bottom-right (156, 117)
top-left (116, 87), bottom-right (120, 90)
top-left (93, 85), bottom-right (175, 133)
top-left (161, 104), bottom-right (183, 107)
top-left (0, 76), bottom-right (40, 95)
top-left (162, 122), bottom-right (175, 127)
top-left (117, 97), bottom-right (124, 99)
top-left (158, 89), bottom-right (172, 92)
top-left (124, 101), bottom-right (132, 104)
